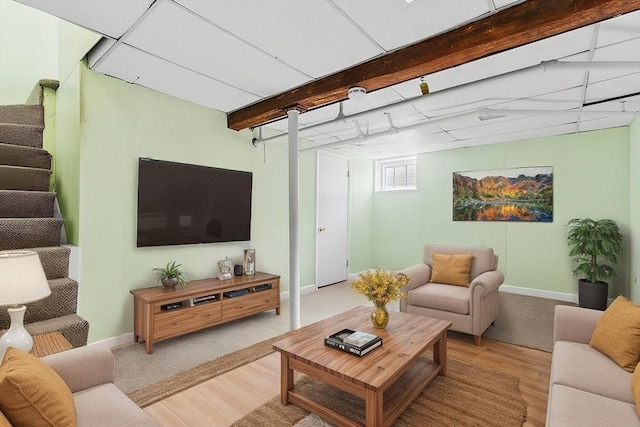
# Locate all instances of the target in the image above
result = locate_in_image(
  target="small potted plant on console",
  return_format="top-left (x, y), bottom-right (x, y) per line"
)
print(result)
top-left (153, 261), bottom-right (187, 288)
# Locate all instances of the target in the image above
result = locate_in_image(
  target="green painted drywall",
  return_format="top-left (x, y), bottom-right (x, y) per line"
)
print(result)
top-left (77, 66), bottom-right (319, 342)
top-left (630, 118), bottom-right (640, 303)
top-left (364, 127), bottom-right (631, 298)
top-left (349, 156), bottom-right (374, 273)
top-left (0, 1), bottom-right (59, 104)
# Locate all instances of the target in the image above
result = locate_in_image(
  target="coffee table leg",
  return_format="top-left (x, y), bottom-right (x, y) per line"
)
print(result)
top-left (433, 330), bottom-right (447, 376)
top-left (365, 388), bottom-right (383, 427)
top-left (280, 353), bottom-right (293, 405)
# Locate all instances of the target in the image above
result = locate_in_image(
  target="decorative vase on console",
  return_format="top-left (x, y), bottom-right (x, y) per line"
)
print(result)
top-left (244, 249), bottom-right (255, 276)
top-left (350, 268), bottom-right (408, 329)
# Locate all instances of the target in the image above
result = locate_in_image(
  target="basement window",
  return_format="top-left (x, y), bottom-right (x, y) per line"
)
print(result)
top-left (375, 156), bottom-right (417, 192)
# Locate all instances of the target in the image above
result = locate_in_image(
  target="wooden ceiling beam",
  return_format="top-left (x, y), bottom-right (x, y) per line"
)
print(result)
top-left (227, 0), bottom-right (640, 131)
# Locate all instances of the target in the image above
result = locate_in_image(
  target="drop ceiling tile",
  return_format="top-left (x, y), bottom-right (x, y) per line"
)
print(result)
top-left (493, 0), bottom-right (522, 9)
top-left (124, 0), bottom-right (310, 98)
top-left (447, 114), bottom-right (578, 140)
top-left (175, 0), bottom-right (383, 78)
top-left (585, 73), bottom-right (640, 103)
top-left (457, 123), bottom-right (579, 147)
top-left (333, 0), bottom-right (490, 51)
top-left (577, 115), bottom-right (636, 132)
top-left (596, 10), bottom-right (640, 47)
top-left (343, 88), bottom-right (404, 115)
top-left (17, 0), bottom-right (152, 38)
top-left (588, 38), bottom-right (640, 83)
top-left (93, 44), bottom-right (259, 112)
top-left (583, 97), bottom-right (640, 113)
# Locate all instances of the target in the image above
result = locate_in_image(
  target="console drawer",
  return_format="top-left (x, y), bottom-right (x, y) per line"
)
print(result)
top-left (154, 302), bottom-right (222, 341)
top-left (222, 289), bottom-right (277, 322)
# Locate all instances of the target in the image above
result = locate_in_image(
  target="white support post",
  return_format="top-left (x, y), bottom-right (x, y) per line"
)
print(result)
top-left (288, 109), bottom-right (301, 330)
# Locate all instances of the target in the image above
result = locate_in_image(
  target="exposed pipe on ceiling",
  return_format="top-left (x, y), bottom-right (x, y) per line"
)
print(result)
top-left (297, 107), bottom-right (639, 153)
top-left (251, 60), bottom-right (640, 147)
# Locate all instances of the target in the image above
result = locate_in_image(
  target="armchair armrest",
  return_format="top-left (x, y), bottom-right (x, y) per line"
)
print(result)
top-left (469, 270), bottom-right (504, 295)
top-left (554, 305), bottom-right (602, 344)
top-left (41, 345), bottom-right (115, 393)
top-left (400, 263), bottom-right (431, 292)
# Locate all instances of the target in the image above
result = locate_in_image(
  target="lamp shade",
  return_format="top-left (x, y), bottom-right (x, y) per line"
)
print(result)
top-left (0, 251), bottom-right (51, 306)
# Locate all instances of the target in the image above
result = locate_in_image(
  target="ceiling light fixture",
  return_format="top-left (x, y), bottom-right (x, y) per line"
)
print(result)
top-left (348, 86), bottom-right (367, 100)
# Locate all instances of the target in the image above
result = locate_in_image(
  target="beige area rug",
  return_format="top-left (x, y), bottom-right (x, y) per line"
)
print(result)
top-left (232, 358), bottom-right (527, 427)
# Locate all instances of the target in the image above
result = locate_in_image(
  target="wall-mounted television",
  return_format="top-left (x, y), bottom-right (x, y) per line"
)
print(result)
top-left (137, 158), bottom-right (252, 247)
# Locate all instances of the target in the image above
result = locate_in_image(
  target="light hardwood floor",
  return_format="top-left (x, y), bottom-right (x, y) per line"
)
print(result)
top-left (144, 331), bottom-right (552, 427)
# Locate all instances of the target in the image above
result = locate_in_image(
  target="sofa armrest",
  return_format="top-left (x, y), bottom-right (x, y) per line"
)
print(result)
top-left (41, 345), bottom-right (115, 393)
top-left (469, 270), bottom-right (504, 295)
top-left (554, 305), bottom-right (602, 344)
top-left (400, 263), bottom-right (431, 292)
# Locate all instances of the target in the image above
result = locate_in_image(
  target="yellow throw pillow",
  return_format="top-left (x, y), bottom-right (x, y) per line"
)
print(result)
top-left (430, 253), bottom-right (473, 287)
top-left (632, 362), bottom-right (640, 417)
top-left (0, 347), bottom-right (76, 427)
top-left (589, 295), bottom-right (640, 373)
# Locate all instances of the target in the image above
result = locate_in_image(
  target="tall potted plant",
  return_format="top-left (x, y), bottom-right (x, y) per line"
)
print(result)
top-left (567, 218), bottom-right (623, 310)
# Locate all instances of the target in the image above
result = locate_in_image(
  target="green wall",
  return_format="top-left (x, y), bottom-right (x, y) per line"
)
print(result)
top-left (361, 127), bottom-right (632, 298)
top-left (0, 1), bottom-right (59, 104)
top-left (77, 66), bottom-right (321, 341)
top-left (630, 118), bottom-right (640, 303)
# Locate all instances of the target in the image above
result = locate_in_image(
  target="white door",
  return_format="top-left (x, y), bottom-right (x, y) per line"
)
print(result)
top-left (316, 152), bottom-right (349, 288)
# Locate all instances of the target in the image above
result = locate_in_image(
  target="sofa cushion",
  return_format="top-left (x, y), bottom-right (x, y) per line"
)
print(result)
top-left (0, 347), bottom-right (76, 427)
top-left (551, 341), bottom-right (634, 403)
top-left (590, 295), bottom-right (640, 373)
top-left (423, 244), bottom-right (495, 280)
top-left (633, 362), bottom-right (640, 417)
top-left (430, 253), bottom-right (472, 287)
top-left (547, 384), bottom-right (640, 427)
top-left (74, 383), bottom-right (161, 427)
top-left (407, 283), bottom-right (469, 314)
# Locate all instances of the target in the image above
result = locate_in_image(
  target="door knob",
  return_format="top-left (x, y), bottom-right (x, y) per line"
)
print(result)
top-left (318, 227), bottom-right (326, 232)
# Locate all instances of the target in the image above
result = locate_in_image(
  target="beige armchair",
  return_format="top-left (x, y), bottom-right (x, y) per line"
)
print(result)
top-left (400, 244), bottom-right (504, 345)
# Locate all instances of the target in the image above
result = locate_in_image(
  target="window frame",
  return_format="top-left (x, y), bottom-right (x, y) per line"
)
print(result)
top-left (374, 156), bottom-right (418, 193)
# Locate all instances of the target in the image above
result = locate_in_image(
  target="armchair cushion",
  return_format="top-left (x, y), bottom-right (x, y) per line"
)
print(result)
top-left (407, 283), bottom-right (469, 314)
top-left (589, 296), bottom-right (640, 373)
top-left (0, 347), bottom-right (76, 427)
top-left (423, 245), bottom-right (495, 280)
top-left (430, 253), bottom-right (472, 287)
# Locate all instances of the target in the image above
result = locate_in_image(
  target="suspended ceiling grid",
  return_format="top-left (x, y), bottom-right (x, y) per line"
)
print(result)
top-left (16, 0), bottom-right (640, 157)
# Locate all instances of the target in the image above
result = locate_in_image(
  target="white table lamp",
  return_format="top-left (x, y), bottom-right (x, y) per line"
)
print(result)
top-left (0, 251), bottom-right (51, 360)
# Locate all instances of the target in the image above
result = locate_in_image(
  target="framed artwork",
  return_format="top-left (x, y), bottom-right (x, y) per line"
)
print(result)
top-left (453, 166), bottom-right (553, 222)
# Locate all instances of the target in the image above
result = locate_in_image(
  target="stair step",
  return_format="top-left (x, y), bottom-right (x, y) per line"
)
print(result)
top-left (31, 246), bottom-right (70, 279)
top-left (0, 190), bottom-right (55, 218)
top-left (0, 142), bottom-right (51, 169)
top-left (0, 164), bottom-right (51, 191)
top-left (0, 104), bottom-right (44, 126)
top-left (0, 123), bottom-right (44, 148)
top-left (0, 278), bottom-right (79, 328)
top-left (18, 314), bottom-right (90, 348)
top-left (0, 218), bottom-right (63, 250)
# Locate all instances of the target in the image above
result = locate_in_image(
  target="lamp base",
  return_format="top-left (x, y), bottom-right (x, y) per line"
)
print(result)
top-left (0, 305), bottom-right (33, 360)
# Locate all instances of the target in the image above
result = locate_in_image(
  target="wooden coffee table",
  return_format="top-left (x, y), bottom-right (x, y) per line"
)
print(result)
top-left (272, 306), bottom-right (451, 427)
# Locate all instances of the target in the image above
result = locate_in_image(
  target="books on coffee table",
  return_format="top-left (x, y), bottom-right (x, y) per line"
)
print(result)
top-left (324, 329), bottom-right (382, 357)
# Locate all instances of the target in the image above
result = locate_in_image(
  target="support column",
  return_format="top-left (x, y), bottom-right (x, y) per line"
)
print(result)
top-left (288, 109), bottom-right (301, 330)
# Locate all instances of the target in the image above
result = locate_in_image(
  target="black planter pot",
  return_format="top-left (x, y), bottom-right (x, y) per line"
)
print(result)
top-left (578, 279), bottom-right (608, 311)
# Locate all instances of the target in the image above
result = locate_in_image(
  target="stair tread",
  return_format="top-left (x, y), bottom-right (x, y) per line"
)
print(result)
top-left (0, 164), bottom-right (51, 191)
top-left (30, 246), bottom-right (71, 279)
top-left (0, 142), bottom-right (51, 169)
top-left (0, 218), bottom-right (63, 250)
top-left (0, 123), bottom-right (44, 148)
top-left (0, 189), bottom-right (56, 218)
top-left (0, 104), bottom-right (44, 126)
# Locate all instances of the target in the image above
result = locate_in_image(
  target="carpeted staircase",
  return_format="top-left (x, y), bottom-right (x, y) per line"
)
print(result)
top-left (0, 100), bottom-right (89, 348)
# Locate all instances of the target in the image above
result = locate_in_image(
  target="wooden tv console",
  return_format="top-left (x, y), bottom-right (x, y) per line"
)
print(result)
top-left (130, 272), bottom-right (280, 354)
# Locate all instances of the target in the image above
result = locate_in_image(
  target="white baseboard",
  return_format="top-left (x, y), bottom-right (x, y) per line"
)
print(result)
top-left (88, 332), bottom-right (135, 350)
top-left (500, 285), bottom-right (578, 303)
top-left (280, 284), bottom-right (316, 300)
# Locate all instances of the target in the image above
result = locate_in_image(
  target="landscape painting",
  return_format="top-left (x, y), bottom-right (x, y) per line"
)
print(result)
top-left (453, 167), bottom-right (553, 222)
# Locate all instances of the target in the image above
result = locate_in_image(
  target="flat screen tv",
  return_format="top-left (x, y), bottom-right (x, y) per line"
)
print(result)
top-left (137, 158), bottom-right (252, 247)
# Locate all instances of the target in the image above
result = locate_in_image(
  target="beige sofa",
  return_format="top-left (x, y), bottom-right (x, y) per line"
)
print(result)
top-left (400, 244), bottom-right (503, 345)
top-left (546, 305), bottom-right (639, 426)
top-left (1, 345), bottom-right (161, 426)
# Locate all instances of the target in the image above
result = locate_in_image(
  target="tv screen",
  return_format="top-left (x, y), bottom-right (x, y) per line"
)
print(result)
top-left (136, 158), bottom-right (252, 247)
